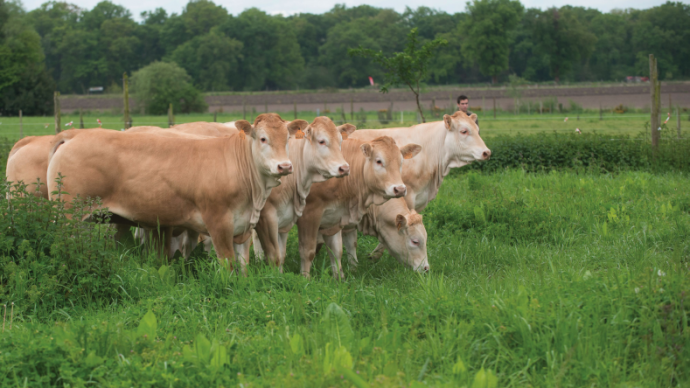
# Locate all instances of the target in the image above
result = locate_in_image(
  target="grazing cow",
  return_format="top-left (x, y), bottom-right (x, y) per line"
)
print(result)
top-left (46, 114), bottom-right (299, 271)
top-left (342, 197), bottom-right (428, 272)
top-left (343, 111), bottom-right (490, 260)
top-left (6, 135), bottom-right (60, 198)
top-left (127, 122), bottom-right (237, 138)
top-left (296, 136), bottom-right (422, 278)
top-left (249, 117), bottom-right (355, 272)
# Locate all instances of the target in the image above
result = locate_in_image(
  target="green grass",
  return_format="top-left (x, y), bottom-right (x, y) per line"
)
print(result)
top-left (0, 111), bottom-right (663, 141)
top-left (1, 169), bottom-right (688, 387)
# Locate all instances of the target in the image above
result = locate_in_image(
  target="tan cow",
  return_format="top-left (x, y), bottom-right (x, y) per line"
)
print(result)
top-left (46, 114), bottom-right (299, 270)
top-left (340, 110), bottom-right (490, 260)
top-left (249, 117), bottom-right (355, 272)
top-left (296, 136), bottom-right (422, 279)
top-left (127, 122), bottom-right (238, 138)
top-left (342, 197), bottom-right (429, 271)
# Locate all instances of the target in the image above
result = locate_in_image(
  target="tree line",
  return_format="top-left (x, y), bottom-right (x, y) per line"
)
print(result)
top-left (1, 0), bottom-right (689, 115)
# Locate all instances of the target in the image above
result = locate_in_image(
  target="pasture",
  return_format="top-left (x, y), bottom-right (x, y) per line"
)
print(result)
top-left (0, 110), bottom-right (662, 141)
top-left (1, 130), bottom-right (688, 387)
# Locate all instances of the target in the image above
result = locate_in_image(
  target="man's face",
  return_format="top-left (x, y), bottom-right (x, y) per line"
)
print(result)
top-left (457, 99), bottom-right (469, 112)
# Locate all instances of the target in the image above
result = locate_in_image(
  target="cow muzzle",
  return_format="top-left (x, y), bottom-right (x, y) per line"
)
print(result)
top-left (481, 149), bottom-right (492, 160)
top-left (389, 184), bottom-right (407, 198)
top-left (277, 162), bottom-right (293, 175)
top-left (337, 164), bottom-right (350, 177)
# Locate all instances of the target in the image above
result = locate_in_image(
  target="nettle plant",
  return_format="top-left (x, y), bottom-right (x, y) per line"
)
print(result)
top-left (1, 177), bottom-right (123, 317)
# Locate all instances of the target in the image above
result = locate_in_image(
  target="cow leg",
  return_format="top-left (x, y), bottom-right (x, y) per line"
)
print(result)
top-left (251, 230), bottom-right (265, 261)
top-left (277, 232), bottom-right (289, 273)
top-left (114, 224), bottom-right (132, 244)
top-left (253, 209), bottom-right (280, 268)
top-left (204, 214), bottom-right (236, 272)
top-left (369, 242), bottom-right (387, 261)
top-left (297, 208), bottom-right (324, 278)
top-left (322, 231), bottom-right (344, 280)
top-left (148, 226), bottom-right (173, 261)
top-left (233, 237), bottom-right (251, 277)
top-left (181, 229), bottom-right (199, 259)
top-left (342, 228), bottom-right (359, 270)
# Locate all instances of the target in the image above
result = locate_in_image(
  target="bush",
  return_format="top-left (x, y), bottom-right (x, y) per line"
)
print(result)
top-left (131, 61), bottom-right (208, 115)
top-left (466, 132), bottom-right (690, 174)
top-left (0, 180), bottom-right (126, 318)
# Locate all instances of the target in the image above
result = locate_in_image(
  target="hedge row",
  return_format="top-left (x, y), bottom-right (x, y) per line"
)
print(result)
top-left (467, 132), bottom-right (690, 173)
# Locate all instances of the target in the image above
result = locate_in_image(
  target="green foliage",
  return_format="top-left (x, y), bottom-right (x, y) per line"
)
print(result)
top-left (467, 132), bottom-right (690, 173)
top-left (349, 28), bottom-right (446, 121)
top-left (531, 7), bottom-right (598, 82)
top-left (131, 61), bottom-right (207, 114)
top-left (0, 180), bottom-right (125, 317)
top-left (461, 0), bottom-right (524, 83)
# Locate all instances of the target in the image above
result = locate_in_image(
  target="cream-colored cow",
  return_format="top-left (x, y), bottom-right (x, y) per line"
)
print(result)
top-left (334, 111), bottom-right (490, 262)
top-left (249, 117), bottom-right (354, 272)
top-left (46, 114), bottom-right (299, 270)
top-left (343, 197), bottom-right (428, 271)
top-left (297, 136), bottom-right (422, 279)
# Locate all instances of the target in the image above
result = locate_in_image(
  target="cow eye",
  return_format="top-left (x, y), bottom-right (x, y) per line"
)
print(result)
top-left (411, 239), bottom-right (420, 246)
top-left (319, 140), bottom-right (326, 145)
top-left (261, 137), bottom-right (267, 143)
top-left (376, 159), bottom-right (383, 165)
top-left (460, 130), bottom-right (468, 135)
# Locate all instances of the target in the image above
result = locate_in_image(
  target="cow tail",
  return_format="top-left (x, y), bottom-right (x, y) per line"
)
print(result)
top-left (48, 131), bottom-right (79, 162)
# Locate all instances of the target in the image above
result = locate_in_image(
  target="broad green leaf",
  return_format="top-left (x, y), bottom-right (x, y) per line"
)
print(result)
top-left (84, 351), bottom-right (104, 368)
top-left (322, 303), bottom-right (354, 349)
top-left (290, 333), bottom-right (305, 356)
top-left (136, 310), bottom-right (157, 340)
top-left (209, 340), bottom-right (228, 368)
top-left (472, 368), bottom-right (498, 388)
top-left (453, 357), bottom-right (467, 374)
top-left (195, 333), bottom-right (212, 364)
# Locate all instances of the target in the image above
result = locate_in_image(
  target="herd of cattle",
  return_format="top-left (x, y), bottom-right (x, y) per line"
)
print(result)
top-left (5, 111), bottom-right (490, 278)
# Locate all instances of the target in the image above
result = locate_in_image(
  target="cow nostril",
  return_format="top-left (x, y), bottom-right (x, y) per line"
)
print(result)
top-left (338, 165), bottom-right (350, 175)
top-left (482, 150), bottom-right (491, 159)
top-left (424, 265), bottom-right (429, 272)
top-left (393, 185), bottom-right (406, 196)
top-left (278, 163), bottom-right (293, 173)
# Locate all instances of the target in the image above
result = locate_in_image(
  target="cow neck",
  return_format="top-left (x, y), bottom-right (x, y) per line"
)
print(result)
top-left (226, 134), bottom-right (270, 231)
top-left (410, 122), bottom-right (451, 209)
top-left (340, 139), bottom-right (382, 228)
top-left (289, 138), bottom-right (319, 219)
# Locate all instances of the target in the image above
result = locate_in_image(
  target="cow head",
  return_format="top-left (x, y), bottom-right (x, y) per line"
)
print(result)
top-left (301, 117), bottom-right (354, 182)
top-left (235, 113), bottom-right (299, 182)
top-left (443, 111), bottom-right (491, 168)
top-left (361, 136), bottom-right (422, 200)
top-left (385, 211), bottom-right (428, 272)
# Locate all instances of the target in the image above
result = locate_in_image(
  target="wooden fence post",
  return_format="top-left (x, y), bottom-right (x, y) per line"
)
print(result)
top-left (649, 54), bottom-right (661, 149)
top-left (19, 110), bottom-right (23, 138)
top-left (123, 72), bottom-right (131, 129)
top-left (350, 97), bottom-right (354, 121)
top-left (54, 91), bottom-right (61, 134)
top-left (213, 111), bottom-right (217, 122)
top-left (168, 103), bottom-right (174, 128)
top-left (242, 97), bottom-right (246, 120)
top-left (677, 106), bottom-right (681, 138)
top-left (79, 108), bottom-right (84, 129)
top-left (493, 97), bottom-right (496, 119)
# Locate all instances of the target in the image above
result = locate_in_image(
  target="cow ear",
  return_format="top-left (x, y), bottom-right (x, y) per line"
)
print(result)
top-left (395, 214), bottom-right (408, 231)
top-left (337, 123), bottom-right (356, 140)
top-left (400, 143), bottom-right (422, 160)
top-left (288, 120), bottom-right (309, 139)
top-left (469, 113), bottom-right (478, 123)
top-left (234, 120), bottom-right (253, 138)
top-left (443, 114), bottom-right (453, 130)
top-left (361, 143), bottom-right (372, 157)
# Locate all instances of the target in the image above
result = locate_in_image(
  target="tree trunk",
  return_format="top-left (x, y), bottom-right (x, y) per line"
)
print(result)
top-left (492, 75), bottom-right (497, 84)
top-left (414, 92), bottom-right (426, 123)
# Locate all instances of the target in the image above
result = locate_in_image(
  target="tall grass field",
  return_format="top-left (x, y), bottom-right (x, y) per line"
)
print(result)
top-left (0, 131), bottom-right (689, 386)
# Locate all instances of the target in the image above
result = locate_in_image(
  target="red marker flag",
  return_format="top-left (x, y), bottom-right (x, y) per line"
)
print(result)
top-left (564, 117), bottom-right (568, 122)
top-left (575, 128), bottom-right (581, 134)
top-left (65, 121), bottom-right (73, 127)
top-left (97, 119), bottom-right (102, 127)
top-left (664, 112), bottom-right (670, 124)
top-left (368, 76), bottom-right (374, 86)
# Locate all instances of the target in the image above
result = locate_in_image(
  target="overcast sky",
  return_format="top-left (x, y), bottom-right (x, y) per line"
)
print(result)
top-left (21, 0), bottom-right (669, 19)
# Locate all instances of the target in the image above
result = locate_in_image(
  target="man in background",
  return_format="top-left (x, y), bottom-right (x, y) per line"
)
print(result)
top-left (457, 95), bottom-right (478, 125)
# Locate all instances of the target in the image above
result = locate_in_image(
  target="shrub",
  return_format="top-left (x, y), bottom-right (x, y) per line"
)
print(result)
top-left (466, 132), bottom-right (690, 174)
top-left (0, 180), bottom-right (127, 317)
top-left (131, 61), bottom-right (208, 115)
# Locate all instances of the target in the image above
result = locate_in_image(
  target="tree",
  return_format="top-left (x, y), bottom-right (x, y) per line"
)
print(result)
top-left (460, 0), bottom-right (523, 84)
top-left (349, 28), bottom-right (446, 122)
top-left (0, 0), bottom-right (54, 115)
top-left (170, 30), bottom-right (243, 91)
top-left (531, 7), bottom-right (597, 83)
top-left (130, 61), bottom-right (207, 114)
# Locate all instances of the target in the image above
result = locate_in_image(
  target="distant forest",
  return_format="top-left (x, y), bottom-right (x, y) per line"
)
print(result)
top-left (1, 0), bottom-right (689, 114)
